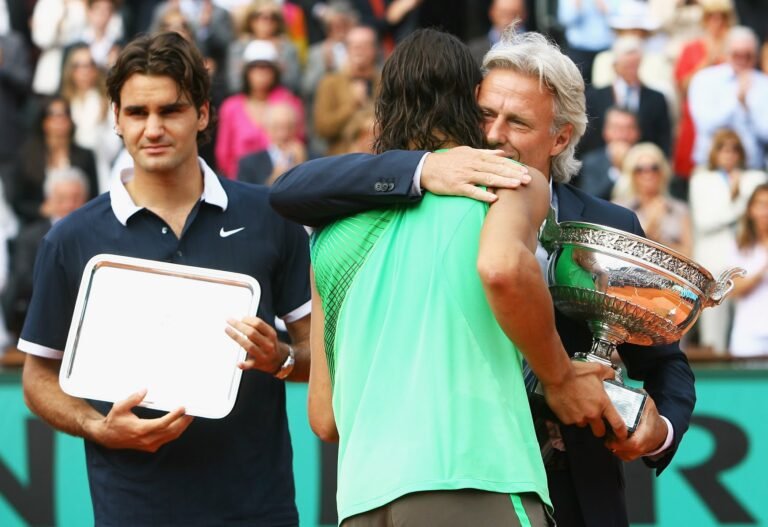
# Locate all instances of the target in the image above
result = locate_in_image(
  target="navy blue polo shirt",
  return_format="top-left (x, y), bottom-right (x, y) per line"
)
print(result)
top-left (19, 159), bottom-right (310, 527)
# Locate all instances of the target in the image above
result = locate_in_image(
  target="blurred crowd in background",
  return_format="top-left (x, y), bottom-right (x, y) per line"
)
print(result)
top-left (0, 0), bottom-right (767, 362)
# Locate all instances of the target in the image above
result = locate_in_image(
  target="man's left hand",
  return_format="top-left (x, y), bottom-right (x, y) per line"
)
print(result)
top-left (604, 394), bottom-right (668, 462)
top-left (420, 147), bottom-right (533, 203)
top-left (226, 316), bottom-right (285, 374)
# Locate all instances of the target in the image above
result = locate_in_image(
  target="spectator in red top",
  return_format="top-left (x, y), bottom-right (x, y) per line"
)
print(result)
top-left (673, 0), bottom-right (736, 183)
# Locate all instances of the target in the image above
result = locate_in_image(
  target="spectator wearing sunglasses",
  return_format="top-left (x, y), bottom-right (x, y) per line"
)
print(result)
top-left (229, 0), bottom-right (301, 94)
top-left (613, 142), bottom-right (692, 256)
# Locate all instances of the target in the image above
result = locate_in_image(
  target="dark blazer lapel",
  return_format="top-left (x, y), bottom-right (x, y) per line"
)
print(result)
top-left (553, 183), bottom-right (586, 222)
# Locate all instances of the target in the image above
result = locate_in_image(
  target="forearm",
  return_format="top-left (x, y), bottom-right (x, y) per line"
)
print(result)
top-left (693, 209), bottom-right (740, 234)
top-left (284, 340), bottom-right (310, 382)
top-left (477, 186), bottom-right (571, 386)
top-left (480, 246), bottom-right (572, 385)
top-left (731, 272), bottom-right (766, 297)
top-left (386, 0), bottom-right (420, 25)
top-left (269, 147), bottom-right (532, 226)
top-left (22, 355), bottom-right (104, 440)
top-left (284, 315), bottom-right (311, 382)
top-left (308, 272), bottom-right (338, 441)
top-left (642, 380), bottom-right (693, 472)
top-left (745, 90), bottom-right (768, 140)
top-left (269, 152), bottom-right (424, 226)
top-left (690, 184), bottom-right (741, 233)
top-left (690, 92), bottom-right (738, 134)
top-left (622, 343), bottom-right (695, 450)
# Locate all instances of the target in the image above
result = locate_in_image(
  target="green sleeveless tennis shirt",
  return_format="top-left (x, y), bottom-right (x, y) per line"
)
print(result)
top-left (311, 191), bottom-right (551, 523)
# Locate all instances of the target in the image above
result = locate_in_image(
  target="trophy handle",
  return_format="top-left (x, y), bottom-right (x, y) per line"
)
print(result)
top-left (706, 267), bottom-right (747, 307)
top-left (539, 206), bottom-right (560, 255)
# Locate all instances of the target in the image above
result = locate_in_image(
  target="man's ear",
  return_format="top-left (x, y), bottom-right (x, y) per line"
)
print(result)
top-left (113, 103), bottom-right (122, 137)
top-left (550, 123), bottom-right (573, 157)
top-left (198, 101), bottom-right (210, 131)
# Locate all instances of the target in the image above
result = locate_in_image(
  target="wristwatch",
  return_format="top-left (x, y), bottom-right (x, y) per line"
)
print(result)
top-left (273, 345), bottom-right (296, 380)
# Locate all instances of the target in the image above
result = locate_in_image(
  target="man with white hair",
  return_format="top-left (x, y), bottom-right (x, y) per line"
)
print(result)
top-left (689, 25), bottom-right (768, 170)
top-left (582, 35), bottom-right (670, 156)
top-left (2, 167), bottom-right (89, 355)
top-left (272, 28), bottom-right (696, 527)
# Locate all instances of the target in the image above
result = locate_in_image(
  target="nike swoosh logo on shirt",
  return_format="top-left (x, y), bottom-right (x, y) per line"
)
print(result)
top-left (219, 227), bottom-right (245, 238)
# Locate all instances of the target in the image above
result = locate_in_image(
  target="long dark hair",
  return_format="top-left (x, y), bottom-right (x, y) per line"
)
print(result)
top-left (106, 32), bottom-right (215, 145)
top-left (737, 183), bottom-right (768, 249)
top-left (33, 96), bottom-right (75, 141)
top-left (373, 28), bottom-right (485, 154)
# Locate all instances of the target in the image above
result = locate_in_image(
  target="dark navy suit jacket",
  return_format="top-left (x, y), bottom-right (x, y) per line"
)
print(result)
top-left (581, 84), bottom-right (671, 157)
top-left (270, 150), bottom-right (696, 527)
top-left (236, 150), bottom-right (273, 185)
top-left (575, 147), bottom-right (616, 201)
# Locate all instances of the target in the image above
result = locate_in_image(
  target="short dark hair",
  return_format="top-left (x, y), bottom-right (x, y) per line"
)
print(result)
top-left (373, 28), bottom-right (485, 153)
top-left (604, 106), bottom-right (638, 127)
top-left (240, 62), bottom-right (281, 95)
top-left (106, 32), bottom-right (214, 144)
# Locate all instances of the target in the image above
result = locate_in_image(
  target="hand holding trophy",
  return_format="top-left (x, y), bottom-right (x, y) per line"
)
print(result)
top-left (540, 210), bottom-right (744, 432)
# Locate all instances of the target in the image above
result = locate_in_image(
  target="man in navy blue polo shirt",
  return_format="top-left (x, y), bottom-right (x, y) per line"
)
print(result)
top-left (19, 32), bottom-right (311, 526)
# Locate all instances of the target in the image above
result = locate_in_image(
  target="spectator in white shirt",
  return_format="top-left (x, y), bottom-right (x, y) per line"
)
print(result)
top-left (729, 183), bottom-right (768, 356)
top-left (690, 129), bottom-right (767, 352)
top-left (689, 26), bottom-right (768, 170)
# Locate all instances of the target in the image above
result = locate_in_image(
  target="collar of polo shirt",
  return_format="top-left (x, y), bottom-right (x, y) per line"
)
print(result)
top-left (110, 157), bottom-right (228, 226)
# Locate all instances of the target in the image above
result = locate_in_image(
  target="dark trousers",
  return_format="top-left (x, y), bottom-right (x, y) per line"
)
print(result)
top-left (342, 489), bottom-right (552, 527)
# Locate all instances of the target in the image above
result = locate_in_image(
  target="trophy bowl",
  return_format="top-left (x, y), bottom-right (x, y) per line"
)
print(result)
top-left (540, 216), bottom-right (745, 431)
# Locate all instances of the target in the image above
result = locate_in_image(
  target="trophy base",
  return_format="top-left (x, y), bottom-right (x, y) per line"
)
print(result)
top-left (575, 344), bottom-right (646, 433)
top-left (603, 379), bottom-right (647, 433)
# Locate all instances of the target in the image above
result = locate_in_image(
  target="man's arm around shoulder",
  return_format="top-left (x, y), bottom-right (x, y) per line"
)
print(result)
top-left (477, 173), bottom-right (626, 440)
top-left (269, 152), bottom-right (425, 227)
top-left (269, 147), bottom-right (532, 227)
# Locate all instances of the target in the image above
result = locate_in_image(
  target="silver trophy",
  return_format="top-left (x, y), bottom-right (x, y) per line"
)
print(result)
top-left (539, 213), bottom-right (745, 432)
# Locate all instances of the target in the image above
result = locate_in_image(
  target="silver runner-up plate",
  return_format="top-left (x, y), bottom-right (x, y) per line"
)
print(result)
top-left (59, 254), bottom-right (261, 419)
top-left (603, 379), bottom-right (647, 433)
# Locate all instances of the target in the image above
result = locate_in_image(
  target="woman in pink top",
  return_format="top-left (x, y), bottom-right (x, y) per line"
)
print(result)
top-left (216, 40), bottom-right (304, 179)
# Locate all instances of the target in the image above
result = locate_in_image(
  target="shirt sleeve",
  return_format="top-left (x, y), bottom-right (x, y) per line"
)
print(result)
top-left (689, 69), bottom-right (740, 136)
top-left (410, 152), bottom-right (430, 197)
top-left (18, 235), bottom-right (79, 358)
top-left (745, 75), bottom-right (768, 141)
top-left (644, 415), bottom-right (674, 459)
top-left (272, 218), bottom-right (311, 322)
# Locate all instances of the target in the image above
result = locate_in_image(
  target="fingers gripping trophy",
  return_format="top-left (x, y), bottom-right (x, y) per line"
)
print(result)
top-left (539, 209), bottom-right (745, 432)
